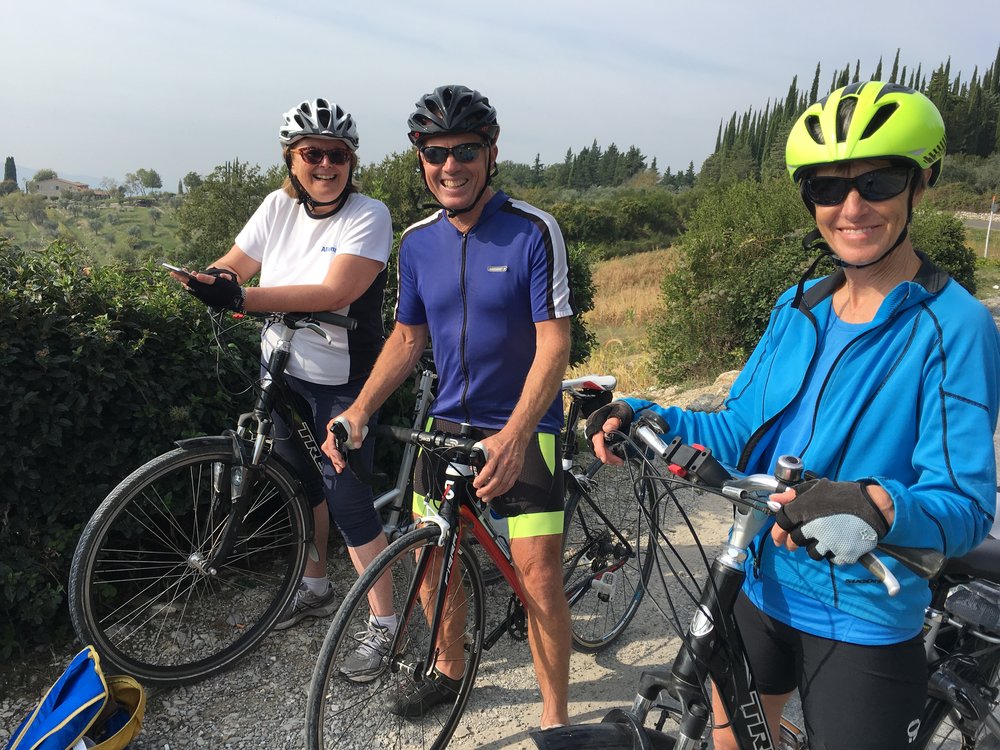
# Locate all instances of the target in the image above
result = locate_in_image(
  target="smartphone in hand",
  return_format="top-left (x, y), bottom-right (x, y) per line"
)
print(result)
top-left (161, 261), bottom-right (195, 281)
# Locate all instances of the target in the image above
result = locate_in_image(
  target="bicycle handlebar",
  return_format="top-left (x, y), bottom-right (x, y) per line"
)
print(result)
top-left (373, 425), bottom-right (488, 469)
top-left (237, 310), bottom-right (358, 331)
top-left (328, 419), bottom-right (489, 471)
top-left (629, 412), bottom-right (946, 591)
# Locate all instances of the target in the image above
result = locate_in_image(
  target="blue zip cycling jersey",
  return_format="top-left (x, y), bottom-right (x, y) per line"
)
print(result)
top-left (396, 191), bottom-right (577, 432)
top-left (625, 254), bottom-right (1000, 632)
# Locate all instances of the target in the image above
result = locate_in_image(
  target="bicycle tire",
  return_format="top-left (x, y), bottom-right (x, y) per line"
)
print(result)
top-left (562, 456), bottom-right (656, 653)
top-left (68, 440), bottom-right (310, 686)
top-left (530, 716), bottom-right (676, 749)
top-left (307, 524), bottom-right (486, 750)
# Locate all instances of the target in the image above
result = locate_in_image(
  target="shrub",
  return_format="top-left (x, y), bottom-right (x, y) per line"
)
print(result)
top-left (0, 239), bottom-right (249, 656)
top-left (650, 178), bottom-right (812, 383)
top-left (910, 209), bottom-right (977, 294)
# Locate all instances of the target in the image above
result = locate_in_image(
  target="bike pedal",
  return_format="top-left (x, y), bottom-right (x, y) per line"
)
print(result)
top-left (593, 571), bottom-right (617, 603)
top-left (779, 717), bottom-right (807, 750)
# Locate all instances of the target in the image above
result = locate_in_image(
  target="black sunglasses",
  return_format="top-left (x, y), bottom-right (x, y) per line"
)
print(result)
top-left (803, 165), bottom-right (912, 206)
top-left (293, 147), bottom-right (352, 166)
top-left (418, 142), bottom-right (486, 165)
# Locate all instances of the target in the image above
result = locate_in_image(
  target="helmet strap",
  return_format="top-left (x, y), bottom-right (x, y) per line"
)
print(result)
top-left (287, 167), bottom-right (354, 219)
top-left (792, 224), bottom-right (909, 308)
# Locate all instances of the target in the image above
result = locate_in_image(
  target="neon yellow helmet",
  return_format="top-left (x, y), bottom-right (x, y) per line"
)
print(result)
top-left (786, 81), bottom-right (946, 185)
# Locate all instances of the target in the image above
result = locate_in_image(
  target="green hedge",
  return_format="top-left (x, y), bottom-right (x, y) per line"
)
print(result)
top-left (0, 240), bottom-right (250, 656)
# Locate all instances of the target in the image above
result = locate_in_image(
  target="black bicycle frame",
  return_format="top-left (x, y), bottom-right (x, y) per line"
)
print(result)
top-left (668, 555), bottom-right (774, 749)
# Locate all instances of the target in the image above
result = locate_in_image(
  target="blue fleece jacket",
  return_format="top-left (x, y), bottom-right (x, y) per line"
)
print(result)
top-left (626, 254), bottom-right (1000, 630)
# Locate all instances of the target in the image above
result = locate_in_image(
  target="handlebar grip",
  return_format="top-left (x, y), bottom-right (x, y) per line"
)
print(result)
top-left (329, 416), bottom-right (368, 449)
top-left (310, 311), bottom-right (358, 330)
top-left (875, 543), bottom-right (946, 580)
top-left (859, 552), bottom-right (900, 596)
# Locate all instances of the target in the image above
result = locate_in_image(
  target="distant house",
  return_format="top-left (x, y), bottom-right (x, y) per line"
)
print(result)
top-left (32, 177), bottom-right (90, 197)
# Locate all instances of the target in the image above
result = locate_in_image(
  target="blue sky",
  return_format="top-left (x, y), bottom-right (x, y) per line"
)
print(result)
top-left (4, 1), bottom-right (998, 190)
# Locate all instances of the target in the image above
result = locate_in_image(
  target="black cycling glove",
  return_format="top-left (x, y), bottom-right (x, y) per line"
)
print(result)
top-left (202, 266), bottom-right (239, 283)
top-left (185, 273), bottom-right (245, 312)
top-left (775, 478), bottom-right (890, 565)
top-left (584, 401), bottom-right (635, 449)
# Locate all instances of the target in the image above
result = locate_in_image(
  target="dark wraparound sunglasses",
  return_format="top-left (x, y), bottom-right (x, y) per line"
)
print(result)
top-left (293, 147), bottom-right (352, 165)
top-left (803, 165), bottom-right (912, 206)
top-left (418, 142), bottom-right (486, 165)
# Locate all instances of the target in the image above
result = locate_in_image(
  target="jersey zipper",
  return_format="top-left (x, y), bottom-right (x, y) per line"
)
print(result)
top-left (458, 232), bottom-right (472, 424)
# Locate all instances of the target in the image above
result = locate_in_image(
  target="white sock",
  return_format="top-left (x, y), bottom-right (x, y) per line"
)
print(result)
top-left (302, 576), bottom-right (330, 595)
top-left (371, 613), bottom-right (398, 633)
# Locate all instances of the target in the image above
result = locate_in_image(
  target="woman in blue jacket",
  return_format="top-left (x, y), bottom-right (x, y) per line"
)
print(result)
top-left (589, 82), bottom-right (1000, 750)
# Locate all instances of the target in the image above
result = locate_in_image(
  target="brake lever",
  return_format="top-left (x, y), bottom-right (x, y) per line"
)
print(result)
top-left (300, 320), bottom-right (334, 345)
top-left (859, 552), bottom-right (900, 596)
top-left (328, 417), bottom-right (381, 484)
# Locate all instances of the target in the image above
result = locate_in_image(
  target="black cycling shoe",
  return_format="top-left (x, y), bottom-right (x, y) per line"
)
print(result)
top-left (387, 671), bottom-right (463, 718)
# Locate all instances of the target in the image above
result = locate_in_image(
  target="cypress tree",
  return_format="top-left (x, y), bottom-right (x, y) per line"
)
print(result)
top-left (810, 63), bottom-right (821, 103)
top-left (3, 156), bottom-right (16, 183)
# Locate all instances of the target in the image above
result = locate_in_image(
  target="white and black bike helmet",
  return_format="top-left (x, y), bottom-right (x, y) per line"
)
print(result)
top-left (279, 98), bottom-right (359, 151)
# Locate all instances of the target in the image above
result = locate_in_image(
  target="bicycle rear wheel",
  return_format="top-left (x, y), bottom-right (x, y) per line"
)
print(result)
top-left (562, 457), bottom-right (656, 653)
top-left (307, 525), bottom-right (486, 750)
top-left (68, 440), bottom-right (310, 685)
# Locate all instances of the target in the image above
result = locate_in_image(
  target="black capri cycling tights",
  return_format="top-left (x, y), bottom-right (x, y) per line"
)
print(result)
top-left (269, 371), bottom-right (381, 548)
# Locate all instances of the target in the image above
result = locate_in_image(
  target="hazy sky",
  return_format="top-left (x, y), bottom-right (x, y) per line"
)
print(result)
top-left (5, 1), bottom-right (998, 190)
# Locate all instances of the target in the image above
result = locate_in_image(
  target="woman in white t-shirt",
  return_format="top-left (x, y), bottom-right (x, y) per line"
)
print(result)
top-left (173, 99), bottom-right (394, 642)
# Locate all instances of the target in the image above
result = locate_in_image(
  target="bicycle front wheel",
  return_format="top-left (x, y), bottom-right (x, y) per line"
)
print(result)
top-left (563, 457), bottom-right (656, 653)
top-left (307, 525), bottom-right (486, 750)
top-left (68, 441), bottom-right (310, 685)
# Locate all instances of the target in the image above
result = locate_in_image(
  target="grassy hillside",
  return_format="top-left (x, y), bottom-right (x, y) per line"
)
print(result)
top-left (568, 247), bottom-right (673, 394)
top-left (0, 197), bottom-right (182, 265)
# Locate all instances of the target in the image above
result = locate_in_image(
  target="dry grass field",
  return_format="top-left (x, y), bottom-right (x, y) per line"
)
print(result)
top-left (569, 247), bottom-right (676, 394)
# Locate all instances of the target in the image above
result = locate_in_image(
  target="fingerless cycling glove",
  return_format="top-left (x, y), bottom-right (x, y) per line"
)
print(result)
top-left (775, 478), bottom-right (890, 565)
top-left (185, 274), bottom-right (245, 312)
top-left (584, 400), bottom-right (635, 446)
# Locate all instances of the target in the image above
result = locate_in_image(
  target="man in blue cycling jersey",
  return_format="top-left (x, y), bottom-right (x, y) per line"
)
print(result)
top-left (325, 84), bottom-right (576, 729)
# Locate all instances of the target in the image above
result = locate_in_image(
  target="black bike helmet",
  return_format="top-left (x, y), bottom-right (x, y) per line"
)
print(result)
top-left (407, 85), bottom-right (500, 145)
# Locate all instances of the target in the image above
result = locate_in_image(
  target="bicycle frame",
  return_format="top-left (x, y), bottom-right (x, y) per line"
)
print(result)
top-left (409, 460), bottom-right (527, 671)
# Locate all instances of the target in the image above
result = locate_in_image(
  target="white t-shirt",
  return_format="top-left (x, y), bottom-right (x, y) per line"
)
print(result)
top-left (236, 189), bottom-right (392, 385)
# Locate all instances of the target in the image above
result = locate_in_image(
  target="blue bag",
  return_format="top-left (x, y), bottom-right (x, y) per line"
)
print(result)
top-left (5, 646), bottom-right (145, 750)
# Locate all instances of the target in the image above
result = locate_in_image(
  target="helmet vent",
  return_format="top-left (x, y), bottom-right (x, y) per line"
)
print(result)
top-left (860, 103), bottom-right (898, 140)
top-left (835, 98), bottom-right (857, 143)
top-left (805, 115), bottom-right (825, 145)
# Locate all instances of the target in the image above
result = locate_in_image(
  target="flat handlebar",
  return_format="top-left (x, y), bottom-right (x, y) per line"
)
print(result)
top-left (629, 412), bottom-right (946, 592)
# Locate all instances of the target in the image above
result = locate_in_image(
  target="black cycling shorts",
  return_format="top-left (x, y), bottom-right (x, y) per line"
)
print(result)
top-left (733, 591), bottom-right (926, 750)
top-left (413, 418), bottom-right (564, 535)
